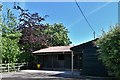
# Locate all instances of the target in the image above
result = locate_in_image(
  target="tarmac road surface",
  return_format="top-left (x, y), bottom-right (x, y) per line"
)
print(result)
top-left (0, 70), bottom-right (114, 80)
top-left (0, 70), bottom-right (81, 80)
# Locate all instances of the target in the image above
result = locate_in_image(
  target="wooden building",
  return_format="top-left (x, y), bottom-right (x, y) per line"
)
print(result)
top-left (71, 38), bottom-right (108, 76)
top-left (33, 39), bottom-right (108, 76)
top-left (33, 46), bottom-right (76, 71)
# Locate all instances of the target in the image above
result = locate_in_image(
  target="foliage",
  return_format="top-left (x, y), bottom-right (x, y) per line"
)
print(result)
top-left (45, 23), bottom-right (72, 46)
top-left (14, 4), bottom-right (50, 51)
top-left (13, 4), bottom-right (50, 62)
top-left (96, 25), bottom-right (120, 79)
top-left (2, 37), bottom-right (21, 63)
top-left (13, 4), bottom-right (71, 62)
top-left (0, 4), bottom-right (2, 64)
top-left (2, 8), bottom-right (18, 35)
top-left (1, 7), bottom-right (21, 63)
top-left (1, 3), bottom-right (72, 63)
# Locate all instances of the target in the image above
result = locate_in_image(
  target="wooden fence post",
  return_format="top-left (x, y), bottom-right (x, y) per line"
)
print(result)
top-left (8, 63), bottom-right (9, 72)
top-left (0, 63), bottom-right (26, 73)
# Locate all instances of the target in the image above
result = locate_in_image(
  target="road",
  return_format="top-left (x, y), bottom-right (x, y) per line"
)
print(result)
top-left (0, 70), bottom-right (114, 80)
top-left (0, 70), bottom-right (82, 80)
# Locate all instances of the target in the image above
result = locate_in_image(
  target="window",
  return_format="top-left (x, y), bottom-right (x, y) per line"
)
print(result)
top-left (58, 54), bottom-right (64, 60)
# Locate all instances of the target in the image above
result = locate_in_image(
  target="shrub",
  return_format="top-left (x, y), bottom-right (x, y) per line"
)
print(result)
top-left (97, 25), bottom-right (120, 79)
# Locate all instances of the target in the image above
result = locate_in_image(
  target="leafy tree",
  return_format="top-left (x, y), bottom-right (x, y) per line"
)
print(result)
top-left (0, 4), bottom-right (2, 64)
top-left (1, 7), bottom-right (21, 63)
top-left (2, 8), bottom-right (18, 35)
top-left (45, 23), bottom-right (72, 46)
top-left (96, 25), bottom-right (120, 79)
top-left (14, 4), bottom-right (71, 63)
top-left (13, 4), bottom-right (50, 62)
top-left (2, 37), bottom-right (21, 63)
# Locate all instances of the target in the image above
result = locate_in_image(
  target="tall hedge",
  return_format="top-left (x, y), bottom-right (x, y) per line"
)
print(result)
top-left (97, 25), bottom-right (120, 79)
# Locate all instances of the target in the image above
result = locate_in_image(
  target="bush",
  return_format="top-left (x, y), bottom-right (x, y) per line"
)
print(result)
top-left (97, 25), bottom-right (120, 79)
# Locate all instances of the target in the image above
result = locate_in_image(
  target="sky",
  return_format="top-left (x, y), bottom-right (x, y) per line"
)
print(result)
top-left (2, 2), bottom-right (118, 45)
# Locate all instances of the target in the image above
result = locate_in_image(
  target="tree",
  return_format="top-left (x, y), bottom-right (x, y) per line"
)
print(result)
top-left (2, 37), bottom-right (21, 63)
top-left (45, 23), bottom-right (71, 46)
top-left (96, 25), bottom-right (120, 79)
top-left (13, 4), bottom-right (50, 62)
top-left (0, 4), bottom-right (2, 64)
top-left (14, 4), bottom-right (71, 62)
top-left (2, 8), bottom-right (18, 35)
top-left (1, 7), bottom-right (21, 63)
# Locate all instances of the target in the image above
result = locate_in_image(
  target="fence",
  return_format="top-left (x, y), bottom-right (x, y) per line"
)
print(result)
top-left (0, 63), bottom-right (26, 73)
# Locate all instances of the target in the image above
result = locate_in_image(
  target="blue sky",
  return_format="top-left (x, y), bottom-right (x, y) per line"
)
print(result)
top-left (2, 2), bottom-right (118, 45)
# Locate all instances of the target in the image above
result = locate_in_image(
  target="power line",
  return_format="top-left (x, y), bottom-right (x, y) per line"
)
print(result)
top-left (74, 0), bottom-right (97, 39)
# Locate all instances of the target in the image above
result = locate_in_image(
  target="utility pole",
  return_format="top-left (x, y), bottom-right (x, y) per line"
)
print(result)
top-left (75, 0), bottom-right (97, 40)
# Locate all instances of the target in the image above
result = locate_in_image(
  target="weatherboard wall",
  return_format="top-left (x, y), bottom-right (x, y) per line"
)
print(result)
top-left (71, 39), bottom-right (108, 76)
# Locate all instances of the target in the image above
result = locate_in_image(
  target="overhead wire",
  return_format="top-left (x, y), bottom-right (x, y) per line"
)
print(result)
top-left (74, 0), bottom-right (98, 39)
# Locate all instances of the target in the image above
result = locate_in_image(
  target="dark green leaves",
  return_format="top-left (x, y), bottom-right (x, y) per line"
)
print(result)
top-left (97, 25), bottom-right (120, 79)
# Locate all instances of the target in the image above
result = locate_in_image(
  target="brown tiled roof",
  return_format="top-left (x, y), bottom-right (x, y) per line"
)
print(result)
top-left (33, 46), bottom-right (72, 54)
